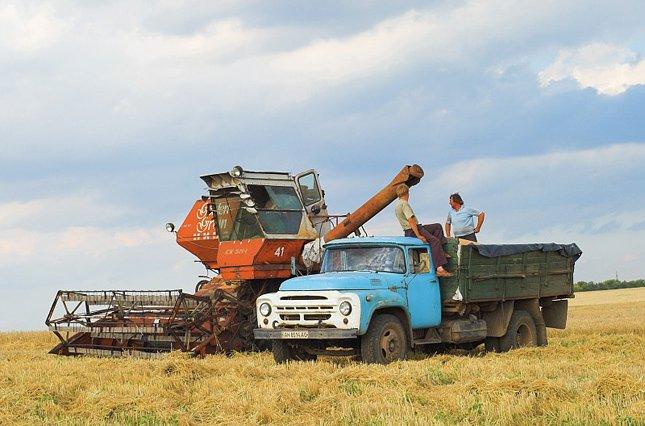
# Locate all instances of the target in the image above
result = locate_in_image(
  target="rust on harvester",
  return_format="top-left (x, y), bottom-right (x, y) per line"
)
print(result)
top-left (46, 165), bottom-right (424, 357)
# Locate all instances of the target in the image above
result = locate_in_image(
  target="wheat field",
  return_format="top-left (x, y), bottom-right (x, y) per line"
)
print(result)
top-left (1, 288), bottom-right (643, 425)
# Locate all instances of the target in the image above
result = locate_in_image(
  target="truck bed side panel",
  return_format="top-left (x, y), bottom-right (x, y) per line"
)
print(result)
top-left (439, 240), bottom-right (575, 304)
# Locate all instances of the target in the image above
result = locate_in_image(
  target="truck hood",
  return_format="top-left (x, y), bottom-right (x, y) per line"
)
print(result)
top-left (279, 272), bottom-right (401, 291)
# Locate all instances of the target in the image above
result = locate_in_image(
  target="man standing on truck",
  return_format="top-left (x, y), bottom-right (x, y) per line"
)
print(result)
top-left (395, 184), bottom-right (451, 277)
top-left (445, 193), bottom-right (485, 242)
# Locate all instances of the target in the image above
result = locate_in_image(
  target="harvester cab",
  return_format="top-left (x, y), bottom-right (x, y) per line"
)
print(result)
top-left (176, 166), bottom-right (330, 281)
top-left (46, 164), bottom-right (424, 357)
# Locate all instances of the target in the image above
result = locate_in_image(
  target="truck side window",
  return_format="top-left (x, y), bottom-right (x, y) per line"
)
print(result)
top-left (409, 248), bottom-right (430, 274)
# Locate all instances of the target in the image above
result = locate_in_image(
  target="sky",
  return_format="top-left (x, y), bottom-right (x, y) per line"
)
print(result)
top-left (1, 0), bottom-right (644, 330)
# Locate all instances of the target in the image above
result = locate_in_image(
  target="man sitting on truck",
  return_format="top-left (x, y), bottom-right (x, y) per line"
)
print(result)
top-left (395, 184), bottom-right (451, 277)
top-left (445, 193), bottom-right (485, 242)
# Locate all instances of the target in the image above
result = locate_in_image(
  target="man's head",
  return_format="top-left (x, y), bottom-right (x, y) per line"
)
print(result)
top-left (396, 184), bottom-right (410, 200)
top-left (449, 193), bottom-right (463, 210)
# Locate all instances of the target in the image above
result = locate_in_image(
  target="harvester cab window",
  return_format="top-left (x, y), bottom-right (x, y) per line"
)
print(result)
top-left (248, 185), bottom-right (302, 210)
top-left (409, 248), bottom-right (431, 274)
top-left (297, 172), bottom-right (322, 206)
top-left (213, 197), bottom-right (263, 241)
top-left (248, 185), bottom-right (303, 235)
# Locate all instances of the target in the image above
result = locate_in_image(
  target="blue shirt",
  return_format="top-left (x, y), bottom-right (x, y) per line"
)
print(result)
top-left (446, 206), bottom-right (481, 237)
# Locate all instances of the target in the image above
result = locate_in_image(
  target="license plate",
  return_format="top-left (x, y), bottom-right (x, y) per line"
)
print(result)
top-left (280, 330), bottom-right (309, 339)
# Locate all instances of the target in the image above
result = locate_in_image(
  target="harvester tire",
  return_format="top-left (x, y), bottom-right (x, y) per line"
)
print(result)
top-left (498, 310), bottom-right (537, 352)
top-left (272, 341), bottom-right (317, 363)
top-left (360, 314), bottom-right (408, 364)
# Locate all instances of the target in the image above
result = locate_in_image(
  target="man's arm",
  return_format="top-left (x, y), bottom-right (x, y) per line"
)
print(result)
top-left (445, 222), bottom-right (451, 238)
top-left (474, 211), bottom-right (485, 233)
top-left (408, 217), bottom-right (428, 243)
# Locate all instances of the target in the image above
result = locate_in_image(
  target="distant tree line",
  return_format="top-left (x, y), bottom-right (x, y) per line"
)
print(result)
top-left (574, 279), bottom-right (645, 292)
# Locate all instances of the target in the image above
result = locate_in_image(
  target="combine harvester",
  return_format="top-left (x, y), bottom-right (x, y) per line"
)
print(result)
top-left (46, 165), bottom-right (424, 357)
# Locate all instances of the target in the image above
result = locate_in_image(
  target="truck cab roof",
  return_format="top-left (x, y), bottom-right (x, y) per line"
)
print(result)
top-left (324, 236), bottom-right (425, 248)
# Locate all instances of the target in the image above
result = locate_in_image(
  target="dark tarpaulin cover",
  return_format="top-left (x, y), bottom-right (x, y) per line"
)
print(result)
top-left (471, 243), bottom-right (582, 262)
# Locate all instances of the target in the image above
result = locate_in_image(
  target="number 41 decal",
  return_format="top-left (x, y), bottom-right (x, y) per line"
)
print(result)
top-left (274, 246), bottom-right (285, 257)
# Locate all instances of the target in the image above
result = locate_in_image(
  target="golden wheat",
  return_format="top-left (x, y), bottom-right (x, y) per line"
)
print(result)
top-left (1, 288), bottom-right (643, 425)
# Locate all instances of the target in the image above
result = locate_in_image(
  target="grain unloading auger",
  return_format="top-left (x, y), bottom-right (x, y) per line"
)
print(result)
top-left (46, 165), bottom-right (424, 357)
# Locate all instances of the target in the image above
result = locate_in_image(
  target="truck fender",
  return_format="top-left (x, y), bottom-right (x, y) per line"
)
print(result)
top-left (365, 306), bottom-right (413, 348)
top-left (482, 300), bottom-right (514, 338)
top-left (515, 299), bottom-right (547, 346)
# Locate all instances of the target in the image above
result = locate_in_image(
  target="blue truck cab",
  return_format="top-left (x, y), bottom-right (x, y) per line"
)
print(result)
top-left (254, 236), bottom-right (475, 363)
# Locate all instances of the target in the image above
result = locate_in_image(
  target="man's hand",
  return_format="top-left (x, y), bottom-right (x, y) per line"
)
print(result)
top-left (417, 235), bottom-right (428, 243)
top-left (474, 227), bottom-right (481, 233)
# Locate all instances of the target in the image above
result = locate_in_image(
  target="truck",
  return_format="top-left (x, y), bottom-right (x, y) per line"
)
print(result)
top-left (254, 236), bottom-right (582, 363)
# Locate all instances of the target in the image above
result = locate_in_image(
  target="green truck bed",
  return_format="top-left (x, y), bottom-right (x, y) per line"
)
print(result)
top-left (440, 239), bottom-right (579, 305)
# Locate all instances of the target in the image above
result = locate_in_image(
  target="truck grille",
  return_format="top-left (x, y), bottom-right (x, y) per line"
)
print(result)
top-left (279, 313), bottom-right (332, 321)
top-left (275, 294), bottom-right (336, 324)
top-left (280, 314), bottom-right (300, 321)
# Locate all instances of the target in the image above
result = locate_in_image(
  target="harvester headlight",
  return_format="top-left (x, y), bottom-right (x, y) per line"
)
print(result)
top-left (165, 223), bottom-right (175, 232)
top-left (259, 303), bottom-right (272, 317)
top-left (231, 166), bottom-right (244, 177)
top-left (339, 301), bottom-right (352, 316)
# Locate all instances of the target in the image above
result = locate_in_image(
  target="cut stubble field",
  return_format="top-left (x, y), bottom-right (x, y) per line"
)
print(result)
top-left (1, 288), bottom-right (643, 425)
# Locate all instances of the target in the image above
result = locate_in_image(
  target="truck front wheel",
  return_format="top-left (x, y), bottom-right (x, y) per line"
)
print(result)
top-left (498, 310), bottom-right (537, 352)
top-left (272, 341), bottom-right (317, 363)
top-left (360, 314), bottom-right (408, 364)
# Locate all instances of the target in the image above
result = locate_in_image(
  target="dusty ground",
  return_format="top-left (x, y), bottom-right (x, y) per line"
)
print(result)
top-left (1, 288), bottom-right (643, 425)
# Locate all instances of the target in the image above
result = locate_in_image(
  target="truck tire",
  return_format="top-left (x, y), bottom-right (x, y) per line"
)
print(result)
top-left (360, 314), bottom-right (408, 364)
top-left (498, 310), bottom-right (537, 352)
top-left (271, 341), bottom-right (317, 363)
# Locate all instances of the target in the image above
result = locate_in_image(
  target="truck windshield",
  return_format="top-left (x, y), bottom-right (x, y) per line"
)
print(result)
top-left (322, 246), bottom-right (406, 274)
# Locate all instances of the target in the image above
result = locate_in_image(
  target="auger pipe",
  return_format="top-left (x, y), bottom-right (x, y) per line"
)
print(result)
top-left (323, 164), bottom-right (424, 242)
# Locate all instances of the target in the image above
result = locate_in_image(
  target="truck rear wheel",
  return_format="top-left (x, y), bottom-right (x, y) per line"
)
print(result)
top-left (498, 310), bottom-right (537, 352)
top-left (272, 341), bottom-right (317, 363)
top-left (360, 314), bottom-right (408, 364)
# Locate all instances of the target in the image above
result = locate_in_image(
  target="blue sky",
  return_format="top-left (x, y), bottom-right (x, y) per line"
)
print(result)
top-left (1, 1), bottom-right (644, 330)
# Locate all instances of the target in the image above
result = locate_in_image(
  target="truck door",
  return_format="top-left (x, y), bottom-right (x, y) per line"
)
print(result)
top-left (295, 169), bottom-right (330, 235)
top-left (405, 247), bottom-right (442, 329)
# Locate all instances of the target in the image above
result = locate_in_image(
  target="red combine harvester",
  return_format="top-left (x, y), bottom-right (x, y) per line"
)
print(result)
top-left (46, 165), bottom-right (424, 357)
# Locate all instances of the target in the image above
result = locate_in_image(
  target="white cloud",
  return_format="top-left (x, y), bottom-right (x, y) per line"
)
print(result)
top-left (428, 142), bottom-right (645, 192)
top-left (0, 226), bottom-right (166, 266)
top-left (1, 0), bottom-right (644, 162)
top-left (0, 194), bottom-right (132, 229)
top-left (0, 3), bottom-right (68, 52)
top-left (0, 193), bottom-right (160, 265)
top-left (539, 43), bottom-right (645, 95)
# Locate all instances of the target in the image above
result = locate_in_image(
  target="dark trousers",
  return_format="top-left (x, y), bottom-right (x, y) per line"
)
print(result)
top-left (404, 223), bottom-right (447, 269)
top-left (458, 232), bottom-right (477, 242)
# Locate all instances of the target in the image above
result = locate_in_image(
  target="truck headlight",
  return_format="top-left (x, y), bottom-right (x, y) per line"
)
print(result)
top-left (259, 303), bottom-right (271, 317)
top-left (339, 301), bottom-right (352, 316)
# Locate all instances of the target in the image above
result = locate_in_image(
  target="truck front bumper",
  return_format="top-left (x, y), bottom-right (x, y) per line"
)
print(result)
top-left (254, 328), bottom-right (359, 340)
